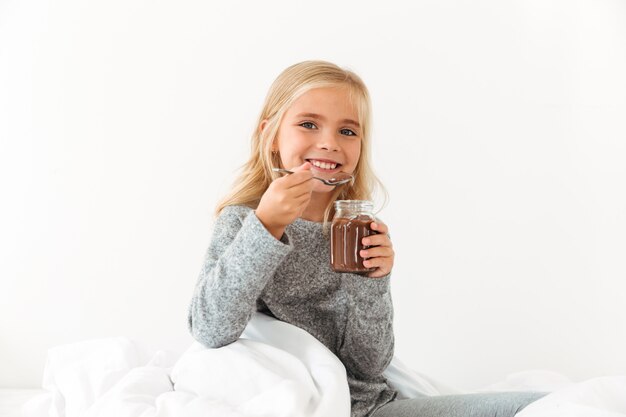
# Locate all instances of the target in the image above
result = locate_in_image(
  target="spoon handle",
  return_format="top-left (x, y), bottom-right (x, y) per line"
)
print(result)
top-left (271, 167), bottom-right (353, 186)
top-left (272, 167), bottom-right (333, 183)
top-left (272, 167), bottom-right (323, 181)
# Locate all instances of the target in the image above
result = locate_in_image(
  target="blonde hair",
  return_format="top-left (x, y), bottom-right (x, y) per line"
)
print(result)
top-left (215, 60), bottom-right (388, 234)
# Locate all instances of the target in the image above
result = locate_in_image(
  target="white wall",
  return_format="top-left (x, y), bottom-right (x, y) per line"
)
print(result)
top-left (1, 0), bottom-right (625, 390)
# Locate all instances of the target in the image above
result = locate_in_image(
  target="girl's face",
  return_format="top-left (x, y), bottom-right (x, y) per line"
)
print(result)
top-left (270, 86), bottom-right (362, 193)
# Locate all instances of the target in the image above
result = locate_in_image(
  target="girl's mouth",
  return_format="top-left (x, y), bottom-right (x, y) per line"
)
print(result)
top-left (305, 159), bottom-right (342, 173)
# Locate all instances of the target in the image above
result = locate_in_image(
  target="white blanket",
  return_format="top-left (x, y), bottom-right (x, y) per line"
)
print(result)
top-left (22, 313), bottom-right (626, 417)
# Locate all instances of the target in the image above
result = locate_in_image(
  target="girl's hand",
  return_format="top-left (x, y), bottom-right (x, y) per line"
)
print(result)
top-left (255, 161), bottom-right (314, 240)
top-left (360, 220), bottom-right (395, 278)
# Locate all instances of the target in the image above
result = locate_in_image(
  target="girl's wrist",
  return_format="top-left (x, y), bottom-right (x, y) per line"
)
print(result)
top-left (267, 225), bottom-right (286, 241)
top-left (254, 210), bottom-right (285, 240)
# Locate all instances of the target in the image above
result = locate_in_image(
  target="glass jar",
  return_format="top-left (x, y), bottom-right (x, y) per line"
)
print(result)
top-left (330, 200), bottom-right (378, 274)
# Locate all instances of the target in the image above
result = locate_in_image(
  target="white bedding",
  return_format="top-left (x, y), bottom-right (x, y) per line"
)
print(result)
top-left (0, 389), bottom-right (44, 417)
top-left (20, 312), bottom-right (626, 417)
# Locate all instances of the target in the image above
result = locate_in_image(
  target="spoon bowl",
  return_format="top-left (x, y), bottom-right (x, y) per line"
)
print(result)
top-left (272, 168), bottom-right (354, 186)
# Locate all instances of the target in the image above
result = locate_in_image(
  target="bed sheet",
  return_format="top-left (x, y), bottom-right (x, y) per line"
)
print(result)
top-left (19, 312), bottom-right (626, 417)
top-left (0, 389), bottom-right (44, 417)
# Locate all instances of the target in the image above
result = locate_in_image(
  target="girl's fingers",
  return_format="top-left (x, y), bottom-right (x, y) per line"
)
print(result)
top-left (363, 257), bottom-right (391, 278)
top-left (362, 234), bottom-right (392, 248)
top-left (363, 256), bottom-right (389, 269)
top-left (282, 164), bottom-right (313, 187)
top-left (360, 247), bottom-right (394, 259)
top-left (286, 173), bottom-right (314, 188)
top-left (275, 172), bottom-right (310, 188)
top-left (288, 175), bottom-right (315, 193)
top-left (293, 185), bottom-right (315, 200)
top-left (277, 175), bottom-right (313, 201)
top-left (370, 221), bottom-right (389, 235)
top-left (361, 221), bottom-right (393, 278)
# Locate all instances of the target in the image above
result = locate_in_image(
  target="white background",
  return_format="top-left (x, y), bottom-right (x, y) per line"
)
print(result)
top-left (1, 0), bottom-right (625, 390)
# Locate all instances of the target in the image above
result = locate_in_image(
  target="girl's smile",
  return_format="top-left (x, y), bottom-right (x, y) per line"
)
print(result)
top-left (305, 158), bottom-right (343, 173)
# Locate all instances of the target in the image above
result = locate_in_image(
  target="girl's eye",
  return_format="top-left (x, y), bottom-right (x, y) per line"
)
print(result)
top-left (299, 122), bottom-right (357, 137)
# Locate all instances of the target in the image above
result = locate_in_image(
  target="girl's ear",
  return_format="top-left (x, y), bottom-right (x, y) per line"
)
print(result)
top-left (261, 119), bottom-right (279, 153)
top-left (259, 119), bottom-right (268, 133)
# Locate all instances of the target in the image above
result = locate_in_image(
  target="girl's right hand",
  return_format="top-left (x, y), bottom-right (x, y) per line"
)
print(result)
top-left (255, 161), bottom-right (314, 240)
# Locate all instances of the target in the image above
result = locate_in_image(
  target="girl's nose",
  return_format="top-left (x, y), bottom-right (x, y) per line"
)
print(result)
top-left (318, 131), bottom-right (341, 152)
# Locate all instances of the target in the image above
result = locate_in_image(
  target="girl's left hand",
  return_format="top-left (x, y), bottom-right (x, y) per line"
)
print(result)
top-left (360, 220), bottom-right (395, 279)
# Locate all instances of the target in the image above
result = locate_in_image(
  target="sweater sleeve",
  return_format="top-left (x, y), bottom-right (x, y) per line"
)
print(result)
top-left (339, 273), bottom-right (394, 380)
top-left (187, 206), bottom-right (294, 348)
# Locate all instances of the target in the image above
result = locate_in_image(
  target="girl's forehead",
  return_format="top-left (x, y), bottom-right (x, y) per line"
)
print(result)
top-left (287, 86), bottom-right (358, 118)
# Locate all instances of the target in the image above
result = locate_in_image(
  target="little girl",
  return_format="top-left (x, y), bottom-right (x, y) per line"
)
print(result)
top-left (188, 60), bottom-right (546, 417)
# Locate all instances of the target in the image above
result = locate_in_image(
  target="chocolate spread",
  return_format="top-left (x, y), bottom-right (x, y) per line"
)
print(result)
top-left (330, 215), bottom-right (378, 274)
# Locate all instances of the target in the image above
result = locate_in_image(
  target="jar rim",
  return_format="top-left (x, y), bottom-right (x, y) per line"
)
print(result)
top-left (334, 199), bottom-right (373, 203)
top-left (333, 199), bottom-right (374, 210)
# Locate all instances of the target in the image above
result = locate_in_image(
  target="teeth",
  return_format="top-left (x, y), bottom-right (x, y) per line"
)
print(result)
top-left (310, 160), bottom-right (337, 170)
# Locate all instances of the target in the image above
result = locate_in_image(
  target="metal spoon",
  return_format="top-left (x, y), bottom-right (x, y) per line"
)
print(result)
top-left (272, 167), bottom-right (354, 186)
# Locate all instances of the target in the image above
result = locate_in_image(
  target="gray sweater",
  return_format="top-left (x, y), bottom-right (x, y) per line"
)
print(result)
top-left (187, 204), bottom-right (397, 417)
